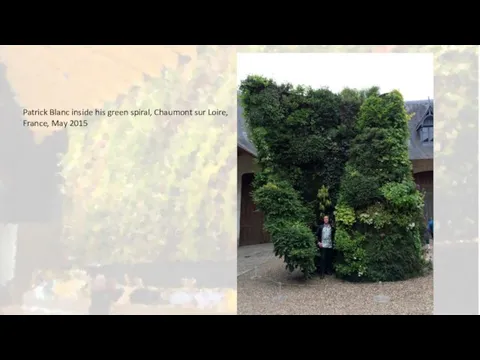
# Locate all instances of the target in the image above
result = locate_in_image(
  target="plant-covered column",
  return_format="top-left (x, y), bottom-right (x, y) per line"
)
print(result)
top-left (240, 76), bottom-right (362, 278)
top-left (334, 91), bottom-right (425, 282)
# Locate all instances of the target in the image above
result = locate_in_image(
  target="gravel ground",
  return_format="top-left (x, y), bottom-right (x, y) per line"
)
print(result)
top-left (238, 243), bottom-right (276, 276)
top-left (238, 257), bottom-right (433, 315)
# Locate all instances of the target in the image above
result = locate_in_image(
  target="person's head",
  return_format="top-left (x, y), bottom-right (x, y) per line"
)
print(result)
top-left (323, 215), bottom-right (329, 224)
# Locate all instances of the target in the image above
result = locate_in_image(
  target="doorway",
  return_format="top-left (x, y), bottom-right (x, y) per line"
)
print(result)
top-left (239, 173), bottom-right (270, 246)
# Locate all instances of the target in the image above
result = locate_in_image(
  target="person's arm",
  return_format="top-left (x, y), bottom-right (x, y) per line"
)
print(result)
top-left (315, 225), bottom-right (323, 247)
top-left (331, 226), bottom-right (336, 248)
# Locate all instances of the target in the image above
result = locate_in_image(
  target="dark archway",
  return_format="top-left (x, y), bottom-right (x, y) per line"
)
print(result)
top-left (414, 170), bottom-right (433, 219)
top-left (239, 173), bottom-right (270, 247)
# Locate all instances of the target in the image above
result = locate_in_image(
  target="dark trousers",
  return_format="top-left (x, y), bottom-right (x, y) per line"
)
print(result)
top-left (319, 248), bottom-right (333, 276)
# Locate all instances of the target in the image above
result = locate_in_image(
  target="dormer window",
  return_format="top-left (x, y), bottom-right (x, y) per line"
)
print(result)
top-left (416, 102), bottom-right (434, 145)
top-left (420, 116), bottom-right (433, 143)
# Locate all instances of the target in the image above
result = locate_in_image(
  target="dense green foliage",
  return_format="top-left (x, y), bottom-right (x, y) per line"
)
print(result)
top-left (253, 181), bottom-right (316, 276)
top-left (334, 91), bottom-right (425, 281)
top-left (240, 75), bottom-right (376, 277)
top-left (317, 185), bottom-right (332, 219)
top-left (241, 74), bottom-right (427, 281)
top-left (243, 45), bottom-right (478, 247)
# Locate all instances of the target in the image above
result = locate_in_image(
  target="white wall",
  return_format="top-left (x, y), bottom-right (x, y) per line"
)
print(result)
top-left (237, 149), bottom-right (260, 246)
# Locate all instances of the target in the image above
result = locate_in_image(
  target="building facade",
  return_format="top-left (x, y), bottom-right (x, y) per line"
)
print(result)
top-left (406, 100), bottom-right (434, 221)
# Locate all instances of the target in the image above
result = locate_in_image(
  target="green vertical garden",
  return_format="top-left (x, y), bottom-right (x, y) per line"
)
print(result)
top-left (240, 76), bottom-right (426, 281)
top-left (334, 91), bottom-right (425, 281)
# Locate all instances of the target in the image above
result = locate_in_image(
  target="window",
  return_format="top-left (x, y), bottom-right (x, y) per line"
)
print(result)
top-left (420, 126), bottom-right (433, 143)
top-left (423, 115), bottom-right (433, 127)
top-left (416, 103), bottom-right (434, 145)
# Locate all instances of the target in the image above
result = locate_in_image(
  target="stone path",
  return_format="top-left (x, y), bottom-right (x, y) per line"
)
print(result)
top-left (237, 243), bottom-right (276, 276)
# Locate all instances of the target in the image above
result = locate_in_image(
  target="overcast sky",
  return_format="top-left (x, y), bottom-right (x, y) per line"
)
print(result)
top-left (237, 53), bottom-right (433, 101)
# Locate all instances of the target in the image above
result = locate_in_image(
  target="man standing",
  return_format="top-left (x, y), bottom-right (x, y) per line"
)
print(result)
top-left (315, 215), bottom-right (334, 278)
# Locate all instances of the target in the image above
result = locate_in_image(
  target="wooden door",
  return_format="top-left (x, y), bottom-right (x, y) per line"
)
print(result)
top-left (239, 173), bottom-right (270, 246)
top-left (414, 171), bottom-right (434, 220)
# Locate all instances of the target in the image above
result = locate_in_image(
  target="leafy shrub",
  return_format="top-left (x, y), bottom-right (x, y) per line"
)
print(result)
top-left (334, 229), bottom-right (367, 280)
top-left (339, 167), bottom-right (382, 208)
top-left (357, 203), bottom-right (391, 229)
top-left (335, 90), bottom-right (425, 281)
top-left (265, 220), bottom-right (317, 276)
top-left (381, 181), bottom-right (424, 212)
top-left (253, 179), bottom-right (317, 277)
top-left (317, 185), bottom-right (332, 219)
top-left (334, 204), bottom-right (356, 227)
top-left (253, 180), bottom-right (312, 222)
top-left (365, 231), bottom-right (423, 282)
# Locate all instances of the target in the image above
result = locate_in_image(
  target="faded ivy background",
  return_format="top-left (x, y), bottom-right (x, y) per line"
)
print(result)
top-left (1, 45), bottom-right (478, 314)
top-left (0, 46), bottom-right (237, 273)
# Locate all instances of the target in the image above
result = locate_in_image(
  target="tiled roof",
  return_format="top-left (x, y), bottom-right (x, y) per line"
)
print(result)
top-left (237, 103), bottom-right (257, 156)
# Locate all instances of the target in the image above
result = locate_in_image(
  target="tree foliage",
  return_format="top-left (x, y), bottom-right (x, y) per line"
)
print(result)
top-left (239, 75), bottom-right (375, 277)
top-left (334, 91), bottom-right (425, 282)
